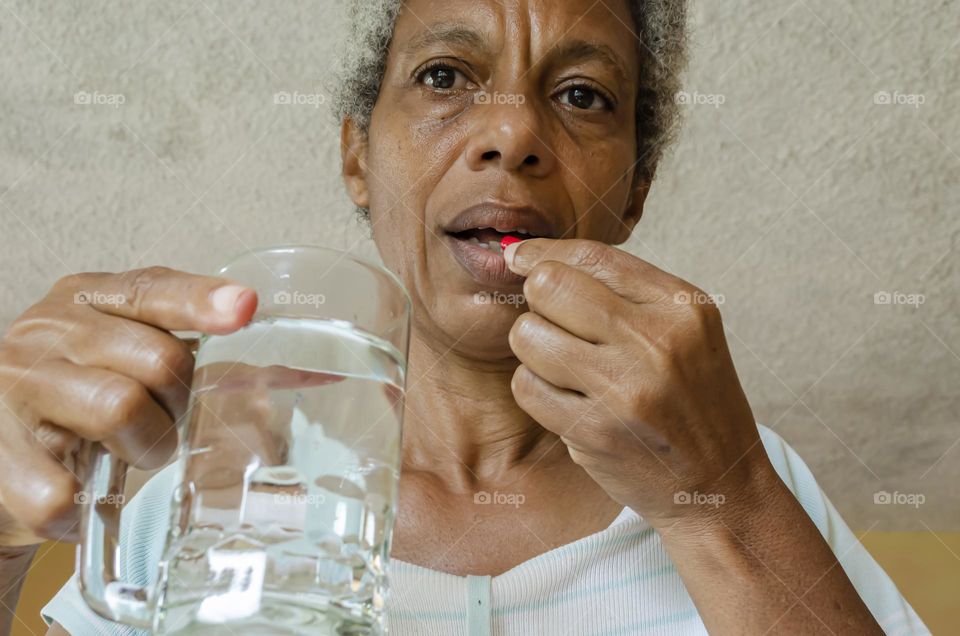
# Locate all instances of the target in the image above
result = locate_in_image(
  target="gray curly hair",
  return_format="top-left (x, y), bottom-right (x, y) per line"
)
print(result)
top-left (331, 0), bottom-right (688, 212)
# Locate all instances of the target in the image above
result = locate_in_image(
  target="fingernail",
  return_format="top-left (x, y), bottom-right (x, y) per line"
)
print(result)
top-left (502, 238), bottom-right (523, 267)
top-left (210, 284), bottom-right (247, 314)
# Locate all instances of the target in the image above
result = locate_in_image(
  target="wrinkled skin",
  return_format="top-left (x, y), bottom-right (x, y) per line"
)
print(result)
top-left (1, 0), bottom-right (884, 634)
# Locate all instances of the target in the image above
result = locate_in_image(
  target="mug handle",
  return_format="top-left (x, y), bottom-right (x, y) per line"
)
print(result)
top-left (76, 335), bottom-right (200, 627)
top-left (77, 443), bottom-right (153, 627)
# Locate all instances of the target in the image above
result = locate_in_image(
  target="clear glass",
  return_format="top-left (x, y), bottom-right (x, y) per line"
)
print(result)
top-left (78, 245), bottom-right (411, 635)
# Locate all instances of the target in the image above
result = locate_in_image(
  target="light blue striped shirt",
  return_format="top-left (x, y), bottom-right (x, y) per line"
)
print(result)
top-left (42, 425), bottom-right (929, 635)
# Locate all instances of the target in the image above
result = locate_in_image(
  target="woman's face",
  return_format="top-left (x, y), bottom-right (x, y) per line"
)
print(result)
top-left (342, 0), bottom-right (647, 360)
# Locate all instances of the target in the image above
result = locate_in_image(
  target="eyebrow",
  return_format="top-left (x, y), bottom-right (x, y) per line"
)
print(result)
top-left (548, 39), bottom-right (630, 86)
top-left (401, 25), bottom-right (630, 86)
top-left (400, 24), bottom-right (492, 58)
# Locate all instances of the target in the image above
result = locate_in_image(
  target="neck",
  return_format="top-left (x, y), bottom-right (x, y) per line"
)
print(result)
top-left (400, 332), bottom-right (566, 491)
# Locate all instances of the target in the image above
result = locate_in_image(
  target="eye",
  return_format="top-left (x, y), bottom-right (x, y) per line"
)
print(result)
top-left (417, 62), bottom-right (468, 91)
top-left (557, 85), bottom-right (611, 111)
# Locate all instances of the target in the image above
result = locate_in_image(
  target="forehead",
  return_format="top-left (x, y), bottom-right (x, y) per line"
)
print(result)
top-left (393, 0), bottom-right (639, 72)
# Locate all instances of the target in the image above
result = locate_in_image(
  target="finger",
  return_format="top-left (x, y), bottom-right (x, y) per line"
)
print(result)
top-left (510, 363), bottom-right (592, 439)
top-left (60, 312), bottom-right (195, 420)
top-left (520, 260), bottom-right (631, 344)
top-left (186, 378), bottom-right (287, 491)
top-left (196, 361), bottom-right (347, 392)
top-left (0, 409), bottom-right (82, 541)
top-left (504, 238), bottom-right (674, 304)
top-left (61, 266), bottom-right (258, 335)
top-left (383, 381), bottom-right (404, 422)
top-left (14, 359), bottom-right (177, 469)
top-left (508, 312), bottom-right (598, 394)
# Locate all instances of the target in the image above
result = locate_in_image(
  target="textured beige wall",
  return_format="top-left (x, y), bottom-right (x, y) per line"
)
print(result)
top-left (1, 0), bottom-right (957, 531)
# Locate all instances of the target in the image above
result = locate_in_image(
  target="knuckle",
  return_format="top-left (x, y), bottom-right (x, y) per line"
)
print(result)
top-left (573, 240), bottom-right (609, 269)
top-left (600, 302), bottom-right (627, 337)
top-left (0, 344), bottom-right (51, 397)
top-left (614, 380), bottom-right (654, 417)
top-left (523, 261), bottom-right (569, 300)
top-left (507, 317), bottom-right (523, 352)
top-left (34, 421), bottom-right (81, 462)
top-left (138, 336), bottom-right (193, 392)
top-left (24, 473), bottom-right (79, 535)
top-left (670, 295), bottom-right (697, 324)
top-left (51, 272), bottom-right (88, 294)
top-left (4, 301), bottom-right (69, 344)
top-left (0, 340), bottom-right (19, 376)
top-left (510, 364), bottom-right (534, 397)
top-left (0, 351), bottom-right (41, 407)
top-left (511, 365), bottom-right (552, 414)
top-left (646, 336), bottom-right (684, 379)
top-left (684, 302), bottom-right (718, 341)
top-left (118, 266), bottom-right (171, 311)
top-left (588, 421), bottom-right (621, 456)
top-left (675, 286), bottom-right (721, 330)
top-left (698, 298), bottom-right (723, 328)
top-left (96, 376), bottom-right (152, 433)
top-left (593, 344), bottom-right (624, 383)
top-left (509, 312), bottom-right (537, 345)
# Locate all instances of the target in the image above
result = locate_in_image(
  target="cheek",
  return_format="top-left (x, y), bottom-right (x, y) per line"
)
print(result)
top-left (369, 210), bottom-right (416, 279)
top-left (572, 143), bottom-right (637, 236)
top-left (371, 103), bottom-right (462, 194)
top-left (364, 134), bottom-right (425, 268)
top-left (367, 112), bottom-right (465, 261)
top-left (367, 196), bottom-right (427, 316)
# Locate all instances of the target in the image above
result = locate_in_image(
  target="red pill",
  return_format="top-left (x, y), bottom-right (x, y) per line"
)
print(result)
top-left (500, 234), bottom-right (524, 252)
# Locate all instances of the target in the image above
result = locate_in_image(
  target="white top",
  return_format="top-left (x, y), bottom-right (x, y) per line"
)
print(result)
top-left (42, 425), bottom-right (929, 635)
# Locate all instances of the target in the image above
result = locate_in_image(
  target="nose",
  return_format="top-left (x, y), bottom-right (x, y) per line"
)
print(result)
top-left (464, 99), bottom-right (556, 178)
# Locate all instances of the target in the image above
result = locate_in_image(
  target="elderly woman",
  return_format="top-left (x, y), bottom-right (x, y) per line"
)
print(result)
top-left (0, 0), bottom-right (930, 634)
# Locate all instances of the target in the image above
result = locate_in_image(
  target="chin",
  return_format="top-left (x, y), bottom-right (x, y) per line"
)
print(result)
top-left (430, 291), bottom-right (527, 361)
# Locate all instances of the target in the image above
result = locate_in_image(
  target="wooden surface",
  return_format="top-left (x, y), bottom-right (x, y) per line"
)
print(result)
top-left (11, 541), bottom-right (72, 636)
top-left (13, 532), bottom-right (960, 635)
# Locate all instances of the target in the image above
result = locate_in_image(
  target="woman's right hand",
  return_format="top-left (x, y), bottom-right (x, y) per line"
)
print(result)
top-left (0, 267), bottom-right (257, 547)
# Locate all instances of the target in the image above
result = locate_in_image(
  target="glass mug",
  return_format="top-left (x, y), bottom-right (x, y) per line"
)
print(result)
top-left (77, 245), bottom-right (411, 635)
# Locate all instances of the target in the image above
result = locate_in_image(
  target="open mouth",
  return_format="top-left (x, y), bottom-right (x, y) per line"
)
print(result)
top-left (442, 203), bottom-right (558, 285)
top-left (447, 227), bottom-right (537, 255)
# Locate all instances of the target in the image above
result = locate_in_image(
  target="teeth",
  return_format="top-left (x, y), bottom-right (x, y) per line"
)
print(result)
top-left (467, 238), bottom-right (503, 254)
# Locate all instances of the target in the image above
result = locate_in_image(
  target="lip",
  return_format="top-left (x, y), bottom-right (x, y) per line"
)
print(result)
top-left (443, 202), bottom-right (560, 239)
top-left (443, 201), bottom-right (560, 287)
top-left (444, 233), bottom-right (526, 286)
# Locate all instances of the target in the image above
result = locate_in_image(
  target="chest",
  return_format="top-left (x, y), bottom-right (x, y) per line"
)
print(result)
top-left (388, 476), bottom-right (624, 576)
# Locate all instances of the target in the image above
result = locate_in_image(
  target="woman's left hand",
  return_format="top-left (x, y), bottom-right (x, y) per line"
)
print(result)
top-left (504, 238), bottom-right (778, 531)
